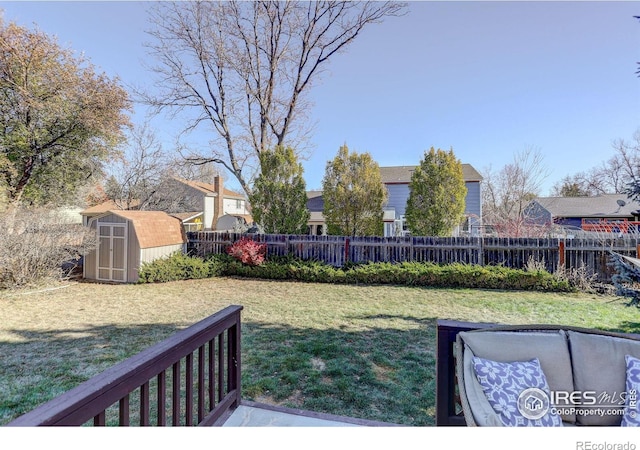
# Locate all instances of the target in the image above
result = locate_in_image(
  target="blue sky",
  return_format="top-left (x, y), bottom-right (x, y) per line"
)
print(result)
top-left (2, 1), bottom-right (639, 194)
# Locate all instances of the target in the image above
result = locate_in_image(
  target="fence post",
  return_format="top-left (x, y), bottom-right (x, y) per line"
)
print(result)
top-left (285, 234), bottom-right (290, 258)
top-left (344, 238), bottom-right (350, 265)
top-left (410, 237), bottom-right (415, 262)
top-left (559, 239), bottom-right (566, 269)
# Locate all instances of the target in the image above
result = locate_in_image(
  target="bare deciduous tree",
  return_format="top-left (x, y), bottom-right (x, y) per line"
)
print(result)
top-left (104, 124), bottom-right (224, 214)
top-left (0, 208), bottom-right (97, 288)
top-left (550, 129), bottom-right (640, 197)
top-left (482, 147), bottom-right (550, 237)
top-left (140, 0), bottom-right (406, 196)
top-left (104, 124), bottom-right (169, 210)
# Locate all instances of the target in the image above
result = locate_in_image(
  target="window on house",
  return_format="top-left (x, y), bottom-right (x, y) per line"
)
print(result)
top-left (236, 199), bottom-right (242, 210)
top-left (462, 216), bottom-right (470, 232)
top-left (316, 225), bottom-right (324, 236)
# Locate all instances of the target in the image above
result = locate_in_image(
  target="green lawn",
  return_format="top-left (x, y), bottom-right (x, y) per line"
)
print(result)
top-left (1, 277), bottom-right (638, 426)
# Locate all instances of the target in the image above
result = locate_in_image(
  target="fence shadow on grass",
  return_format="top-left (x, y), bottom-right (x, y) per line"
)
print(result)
top-left (0, 322), bottom-right (186, 425)
top-left (5, 314), bottom-right (640, 427)
top-left (600, 320), bottom-right (640, 335)
top-left (2, 318), bottom-right (438, 426)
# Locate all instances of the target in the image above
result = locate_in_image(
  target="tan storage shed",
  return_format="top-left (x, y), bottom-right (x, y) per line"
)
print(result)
top-left (84, 210), bottom-right (187, 283)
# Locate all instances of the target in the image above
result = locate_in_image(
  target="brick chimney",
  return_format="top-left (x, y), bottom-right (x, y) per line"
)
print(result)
top-left (212, 175), bottom-right (224, 229)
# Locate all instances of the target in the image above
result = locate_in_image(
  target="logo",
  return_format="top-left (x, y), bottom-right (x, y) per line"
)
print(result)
top-left (518, 388), bottom-right (637, 419)
top-left (517, 387), bottom-right (550, 420)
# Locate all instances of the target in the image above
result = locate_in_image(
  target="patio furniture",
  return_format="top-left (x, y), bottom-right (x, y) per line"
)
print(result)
top-left (436, 320), bottom-right (640, 427)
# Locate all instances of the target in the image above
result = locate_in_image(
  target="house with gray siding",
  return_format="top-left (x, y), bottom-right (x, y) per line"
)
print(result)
top-left (306, 164), bottom-right (483, 237)
top-left (306, 191), bottom-right (326, 235)
top-left (524, 194), bottom-right (640, 230)
top-left (379, 165), bottom-right (483, 236)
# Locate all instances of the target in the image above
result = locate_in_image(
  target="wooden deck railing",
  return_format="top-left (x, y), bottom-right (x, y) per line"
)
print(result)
top-left (6, 305), bottom-right (243, 426)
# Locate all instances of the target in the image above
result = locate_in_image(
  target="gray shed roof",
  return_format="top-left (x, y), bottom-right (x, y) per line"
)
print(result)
top-left (379, 164), bottom-right (483, 183)
top-left (532, 194), bottom-right (640, 218)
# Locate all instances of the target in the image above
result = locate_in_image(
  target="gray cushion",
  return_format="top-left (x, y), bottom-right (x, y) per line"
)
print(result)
top-left (568, 331), bottom-right (640, 426)
top-left (459, 330), bottom-right (575, 423)
top-left (459, 342), bottom-right (504, 426)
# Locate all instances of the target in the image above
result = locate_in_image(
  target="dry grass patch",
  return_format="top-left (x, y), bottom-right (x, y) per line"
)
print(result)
top-left (371, 362), bottom-right (394, 383)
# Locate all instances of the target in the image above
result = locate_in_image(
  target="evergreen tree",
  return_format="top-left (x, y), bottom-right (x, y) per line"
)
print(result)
top-left (322, 145), bottom-right (387, 236)
top-left (249, 145), bottom-right (310, 234)
top-left (609, 251), bottom-right (640, 308)
top-left (405, 147), bottom-right (467, 236)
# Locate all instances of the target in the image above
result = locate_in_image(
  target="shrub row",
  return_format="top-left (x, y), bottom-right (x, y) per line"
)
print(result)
top-left (138, 252), bottom-right (225, 283)
top-left (138, 252), bottom-right (573, 292)
top-left (213, 255), bottom-right (573, 292)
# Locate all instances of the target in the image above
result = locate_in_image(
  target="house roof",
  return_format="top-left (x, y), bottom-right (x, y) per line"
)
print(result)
top-left (174, 178), bottom-right (246, 199)
top-left (170, 211), bottom-right (203, 222)
top-left (532, 194), bottom-right (640, 219)
top-left (175, 178), bottom-right (216, 196)
top-left (306, 191), bottom-right (325, 212)
top-left (81, 199), bottom-right (140, 215)
top-left (379, 164), bottom-right (483, 183)
top-left (101, 210), bottom-right (186, 249)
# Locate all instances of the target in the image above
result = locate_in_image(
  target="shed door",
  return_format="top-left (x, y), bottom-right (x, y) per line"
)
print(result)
top-left (97, 224), bottom-right (127, 282)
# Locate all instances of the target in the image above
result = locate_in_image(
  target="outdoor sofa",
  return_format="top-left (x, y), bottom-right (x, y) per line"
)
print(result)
top-left (436, 321), bottom-right (640, 427)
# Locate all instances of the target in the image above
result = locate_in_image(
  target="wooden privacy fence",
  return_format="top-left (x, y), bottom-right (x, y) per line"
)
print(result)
top-left (187, 232), bottom-right (640, 282)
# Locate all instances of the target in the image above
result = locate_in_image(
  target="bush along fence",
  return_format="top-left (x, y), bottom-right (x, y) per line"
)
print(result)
top-left (186, 232), bottom-right (640, 283)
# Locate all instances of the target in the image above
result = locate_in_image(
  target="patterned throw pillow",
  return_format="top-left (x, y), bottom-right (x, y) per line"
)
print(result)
top-left (621, 354), bottom-right (640, 427)
top-left (472, 356), bottom-right (563, 427)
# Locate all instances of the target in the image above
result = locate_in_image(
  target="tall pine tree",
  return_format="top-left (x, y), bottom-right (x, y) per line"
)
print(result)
top-left (322, 145), bottom-right (387, 236)
top-left (405, 148), bottom-right (467, 236)
top-left (249, 146), bottom-right (309, 234)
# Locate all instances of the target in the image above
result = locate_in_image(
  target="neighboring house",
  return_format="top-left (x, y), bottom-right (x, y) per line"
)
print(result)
top-left (83, 210), bottom-right (186, 283)
top-left (305, 164), bottom-right (483, 237)
top-left (307, 191), bottom-right (326, 235)
top-left (524, 194), bottom-right (640, 231)
top-left (80, 199), bottom-right (141, 226)
top-left (170, 177), bottom-right (252, 229)
top-left (80, 176), bottom-right (252, 231)
top-left (169, 211), bottom-right (205, 232)
top-left (379, 165), bottom-right (483, 236)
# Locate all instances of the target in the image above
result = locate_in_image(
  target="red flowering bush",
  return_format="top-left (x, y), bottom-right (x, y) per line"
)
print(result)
top-left (227, 237), bottom-right (267, 266)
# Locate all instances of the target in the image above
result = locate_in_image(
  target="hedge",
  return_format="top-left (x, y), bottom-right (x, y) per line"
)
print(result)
top-left (138, 252), bottom-right (573, 292)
